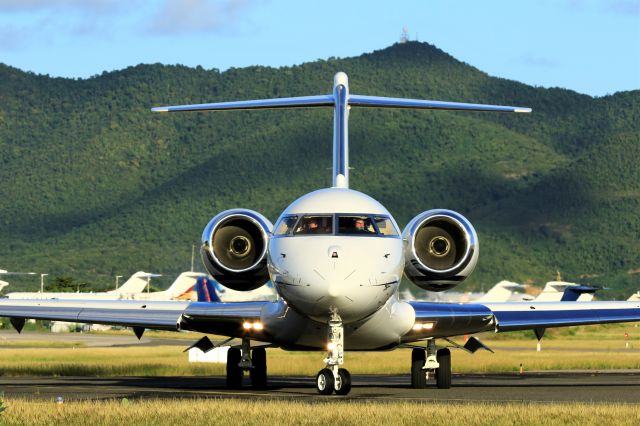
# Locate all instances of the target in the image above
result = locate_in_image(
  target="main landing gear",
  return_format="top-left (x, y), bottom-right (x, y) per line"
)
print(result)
top-left (226, 336), bottom-right (268, 389)
top-left (410, 339), bottom-right (451, 389)
top-left (316, 310), bottom-right (352, 395)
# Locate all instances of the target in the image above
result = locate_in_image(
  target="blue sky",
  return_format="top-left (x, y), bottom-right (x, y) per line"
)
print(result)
top-left (0, 0), bottom-right (638, 96)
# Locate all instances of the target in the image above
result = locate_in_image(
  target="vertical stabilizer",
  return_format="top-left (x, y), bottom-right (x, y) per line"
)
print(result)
top-left (112, 271), bottom-right (161, 294)
top-left (332, 72), bottom-right (349, 188)
top-left (167, 272), bottom-right (206, 300)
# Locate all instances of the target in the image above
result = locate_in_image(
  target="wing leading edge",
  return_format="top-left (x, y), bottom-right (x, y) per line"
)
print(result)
top-left (0, 299), bottom-right (271, 338)
top-left (483, 301), bottom-right (640, 332)
top-left (406, 300), bottom-right (640, 341)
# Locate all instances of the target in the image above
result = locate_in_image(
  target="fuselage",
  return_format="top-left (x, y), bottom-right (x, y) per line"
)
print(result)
top-left (267, 187), bottom-right (404, 324)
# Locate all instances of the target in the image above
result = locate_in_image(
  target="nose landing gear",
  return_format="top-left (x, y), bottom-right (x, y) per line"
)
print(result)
top-left (316, 310), bottom-right (352, 395)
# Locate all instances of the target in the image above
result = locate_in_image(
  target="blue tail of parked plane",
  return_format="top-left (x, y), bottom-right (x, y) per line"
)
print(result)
top-left (561, 285), bottom-right (598, 302)
top-left (195, 277), bottom-right (221, 303)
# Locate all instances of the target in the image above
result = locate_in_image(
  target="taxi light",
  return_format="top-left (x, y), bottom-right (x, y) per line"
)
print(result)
top-left (242, 321), bottom-right (264, 331)
top-left (327, 342), bottom-right (336, 351)
top-left (413, 322), bottom-right (435, 331)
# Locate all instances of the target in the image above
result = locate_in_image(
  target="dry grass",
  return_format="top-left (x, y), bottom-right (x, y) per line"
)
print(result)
top-left (0, 342), bottom-right (638, 377)
top-left (0, 322), bottom-right (637, 377)
top-left (1, 398), bottom-right (638, 426)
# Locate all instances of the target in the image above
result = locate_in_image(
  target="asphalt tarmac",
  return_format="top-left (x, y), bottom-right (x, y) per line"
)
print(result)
top-left (1, 372), bottom-right (639, 403)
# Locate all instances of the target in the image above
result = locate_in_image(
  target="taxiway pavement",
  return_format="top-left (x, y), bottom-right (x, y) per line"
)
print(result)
top-left (0, 372), bottom-right (638, 403)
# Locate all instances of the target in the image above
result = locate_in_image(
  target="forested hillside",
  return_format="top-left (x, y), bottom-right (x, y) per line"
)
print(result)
top-left (1, 42), bottom-right (638, 298)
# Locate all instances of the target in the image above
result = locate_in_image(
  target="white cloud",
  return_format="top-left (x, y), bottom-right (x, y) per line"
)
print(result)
top-left (146, 0), bottom-right (251, 35)
top-left (0, 0), bottom-right (136, 50)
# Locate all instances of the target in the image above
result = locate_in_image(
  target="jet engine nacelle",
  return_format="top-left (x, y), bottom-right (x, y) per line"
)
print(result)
top-left (402, 209), bottom-right (478, 292)
top-left (201, 209), bottom-right (273, 291)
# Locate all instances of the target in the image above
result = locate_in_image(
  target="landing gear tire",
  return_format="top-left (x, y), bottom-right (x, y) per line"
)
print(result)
top-left (226, 347), bottom-right (243, 389)
top-left (316, 368), bottom-right (335, 395)
top-left (411, 348), bottom-right (427, 389)
top-left (435, 348), bottom-right (451, 389)
top-left (335, 368), bottom-right (352, 395)
top-left (250, 348), bottom-right (267, 389)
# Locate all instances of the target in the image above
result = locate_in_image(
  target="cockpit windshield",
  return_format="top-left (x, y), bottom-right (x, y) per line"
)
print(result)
top-left (274, 215), bottom-right (298, 236)
top-left (293, 215), bottom-right (333, 235)
top-left (373, 216), bottom-right (399, 236)
top-left (338, 215), bottom-right (376, 235)
top-left (273, 214), bottom-right (399, 238)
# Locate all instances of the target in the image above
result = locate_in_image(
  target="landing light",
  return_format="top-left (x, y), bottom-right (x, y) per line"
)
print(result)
top-left (327, 342), bottom-right (336, 351)
top-left (413, 322), bottom-right (435, 331)
top-left (242, 321), bottom-right (264, 331)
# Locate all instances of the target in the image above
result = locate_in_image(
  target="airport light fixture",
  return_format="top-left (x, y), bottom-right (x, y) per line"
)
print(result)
top-left (40, 273), bottom-right (48, 293)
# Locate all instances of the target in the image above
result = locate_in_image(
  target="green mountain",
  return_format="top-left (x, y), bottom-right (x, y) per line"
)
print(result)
top-left (1, 42), bottom-right (638, 298)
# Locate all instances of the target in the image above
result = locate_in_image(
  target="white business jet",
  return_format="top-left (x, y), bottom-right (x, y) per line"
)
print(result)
top-left (0, 268), bottom-right (37, 294)
top-left (6, 271), bottom-right (160, 300)
top-left (0, 73), bottom-right (638, 396)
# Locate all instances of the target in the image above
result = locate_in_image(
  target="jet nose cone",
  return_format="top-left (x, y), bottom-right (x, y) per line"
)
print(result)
top-left (328, 282), bottom-right (342, 298)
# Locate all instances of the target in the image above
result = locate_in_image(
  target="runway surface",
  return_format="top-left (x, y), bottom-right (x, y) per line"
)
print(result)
top-left (1, 372), bottom-right (639, 403)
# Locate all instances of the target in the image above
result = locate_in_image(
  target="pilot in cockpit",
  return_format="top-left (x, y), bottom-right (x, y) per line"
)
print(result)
top-left (308, 219), bottom-right (320, 233)
top-left (354, 218), bottom-right (375, 234)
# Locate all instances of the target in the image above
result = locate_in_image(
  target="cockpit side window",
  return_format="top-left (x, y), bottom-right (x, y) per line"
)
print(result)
top-left (274, 215), bottom-right (298, 236)
top-left (338, 215), bottom-right (376, 235)
top-left (373, 217), bottom-right (399, 236)
top-left (293, 215), bottom-right (333, 235)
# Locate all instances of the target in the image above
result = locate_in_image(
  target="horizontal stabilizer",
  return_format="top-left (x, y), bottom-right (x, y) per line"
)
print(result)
top-left (152, 95), bottom-right (531, 114)
top-left (152, 95), bottom-right (334, 112)
top-left (348, 95), bottom-right (531, 113)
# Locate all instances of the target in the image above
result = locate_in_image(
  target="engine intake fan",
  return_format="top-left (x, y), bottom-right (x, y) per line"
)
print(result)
top-left (201, 209), bottom-right (273, 291)
top-left (402, 209), bottom-right (478, 292)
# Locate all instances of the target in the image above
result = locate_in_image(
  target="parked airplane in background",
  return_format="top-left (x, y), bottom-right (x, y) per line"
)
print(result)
top-left (48, 272), bottom-right (204, 333)
top-left (0, 268), bottom-right (37, 295)
top-left (6, 271), bottom-right (161, 300)
top-left (209, 280), bottom-right (277, 302)
top-left (132, 272), bottom-right (205, 301)
top-left (401, 280), bottom-right (527, 303)
top-left (476, 281), bottom-right (528, 303)
top-left (0, 73), bottom-right (638, 396)
top-left (534, 280), bottom-right (598, 302)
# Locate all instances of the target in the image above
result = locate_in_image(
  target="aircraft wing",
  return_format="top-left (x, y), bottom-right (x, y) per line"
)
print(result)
top-left (407, 300), bottom-right (640, 340)
top-left (482, 301), bottom-right (640, 332)
top-left (0, 299), bottom-right (271, 338)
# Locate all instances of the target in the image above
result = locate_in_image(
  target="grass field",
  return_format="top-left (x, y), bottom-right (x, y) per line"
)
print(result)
top-left (0, 398), bottom-right (638, 426)
top-left (0, 324), bottom-right (638, 425)
top-left (0, 323), bottom-right (638, 377)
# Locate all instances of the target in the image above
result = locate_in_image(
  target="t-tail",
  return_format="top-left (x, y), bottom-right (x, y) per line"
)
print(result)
top-left (195, 276), bottom-right (221, 303)
top-left (152, 72), bottom-right (531, 188)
